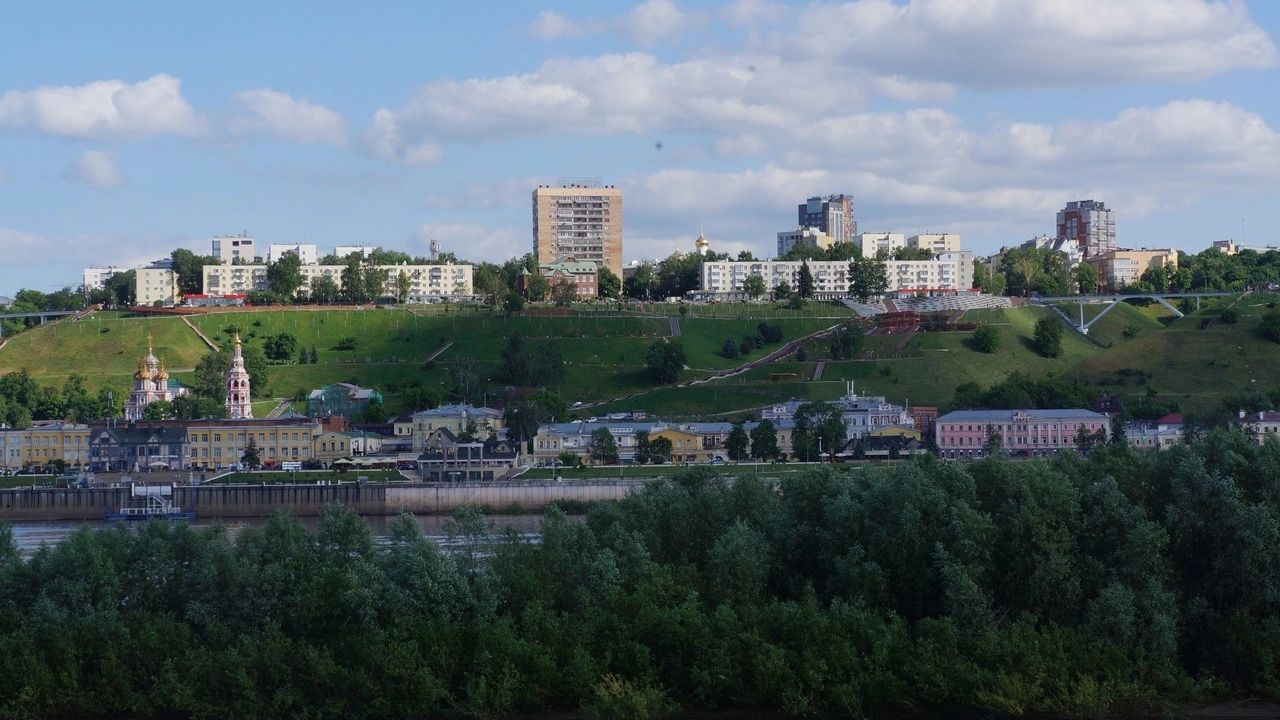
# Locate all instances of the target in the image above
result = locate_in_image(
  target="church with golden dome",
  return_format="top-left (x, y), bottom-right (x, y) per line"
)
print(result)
top-left (124, 332), bottom-right (191, 420)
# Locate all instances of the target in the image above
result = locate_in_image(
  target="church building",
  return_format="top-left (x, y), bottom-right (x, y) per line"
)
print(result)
top-left (124, 333), bottom-right (190, 421)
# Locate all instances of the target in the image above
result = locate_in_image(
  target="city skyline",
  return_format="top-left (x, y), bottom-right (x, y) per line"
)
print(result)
top-left (3, 0), bottom-right (1280, 292)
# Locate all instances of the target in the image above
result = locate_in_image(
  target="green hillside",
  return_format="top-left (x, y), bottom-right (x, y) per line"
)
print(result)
top-left (1, 295), bottom-right (1272, 420)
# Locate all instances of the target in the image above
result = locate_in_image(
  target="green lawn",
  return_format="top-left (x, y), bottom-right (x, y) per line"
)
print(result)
top-left (211, 470), bottom-right (407, 484)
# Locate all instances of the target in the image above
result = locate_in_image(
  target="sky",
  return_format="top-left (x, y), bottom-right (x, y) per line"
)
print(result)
top-left (2, 0), bottom-right (1280, 293)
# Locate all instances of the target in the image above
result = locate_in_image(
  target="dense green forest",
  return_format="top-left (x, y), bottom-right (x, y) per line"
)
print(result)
top-left (2, 431), bottom-right (1279, 719)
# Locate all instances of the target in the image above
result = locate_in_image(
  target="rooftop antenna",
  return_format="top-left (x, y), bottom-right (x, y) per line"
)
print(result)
top-left (429, 237), bottom-right (440, 261)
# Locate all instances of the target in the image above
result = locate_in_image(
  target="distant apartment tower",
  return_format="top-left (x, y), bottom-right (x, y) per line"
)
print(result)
top-left (212, 233), bottom-right (256, 264)
top-left (798, 195), bottom-right (855, 244)
top-left (533, 183), bottom-right (623, 277)
top-left (267, 244), bottom-right (319, 264)
top-left (777, 227), bottom-right (834, 257)
top-left (82, 267), bottom-right (121, 294)
top-left (334, 245), bottom-right (379, 259)
top-left (857, 232), bottom-right (906, 259)
top-left (1057, 200), bottom-right (1115, 258)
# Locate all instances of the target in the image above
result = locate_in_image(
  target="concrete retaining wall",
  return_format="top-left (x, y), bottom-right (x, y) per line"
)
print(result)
top-left (0, 480), bottom-right (646, 521)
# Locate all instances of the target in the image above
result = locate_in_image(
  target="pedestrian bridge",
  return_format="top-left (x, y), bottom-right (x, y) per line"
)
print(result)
top-left (0, 310), bottom-right (80, 337)
top-left (1030, 291), bottom-right (1236, 334)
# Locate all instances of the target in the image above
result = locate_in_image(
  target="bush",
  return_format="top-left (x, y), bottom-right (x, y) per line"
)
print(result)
top-left (334, 336), bottom-right (357, 351)
top-left (1260, 312), bottom-right (1280, 343)
top-left (583, 674), bottom-right (675, 720)
top-left (1220, 308), bottom-right (1239, 324)
top-left (720, 338), bottom-right (739, 359)
top-left (970, 325), bottom-right (1001, 353)
top-left (1032, 316), bottom-right (1064, 358)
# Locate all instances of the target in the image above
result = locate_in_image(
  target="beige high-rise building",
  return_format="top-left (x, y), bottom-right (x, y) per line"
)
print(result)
top-left (533, 184), bottom-right (623, 276)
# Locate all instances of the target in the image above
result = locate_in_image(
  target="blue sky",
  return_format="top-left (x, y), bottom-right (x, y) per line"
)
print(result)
top-left (2, 0), bottom-right (1279, 293)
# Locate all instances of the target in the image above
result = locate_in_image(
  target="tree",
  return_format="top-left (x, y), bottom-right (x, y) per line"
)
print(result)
top-left (396, 270), bottom-right (412, 303)
top-left (523, 272), bottom-right (550, 301)
top-left (984, 424), bottom-right (1003, 454)
top-left (848, 255), bottom-right (889, 302)
top-left (649, 436), bottom-right (673, 463)
top-left (645, 339), bottom-right (686, 383)
top-left (772, 281), bottom-right (791, 300)
top-left (266, 250), bottom-right (305, 301)
top-left (634, 430), bottom-right (653, 465)
top-left (1075, 263), bottom-right (1100, 294)
top-left (340, 255), bottom-right (366, 302)
top-left (721, 338), bottom-right (739, 359)
top-left (103, 270), bottom-right (136, 307)
top-left (797, 260), bottom-right (815, 298)
top-left (264, 332), bottom-right (299, 362)
top-left (193, 344), bottom-right (268, 400)
top-left (361, 265), bottom-right (390, 301)
top-left (308, 345), bottom-right (318, 364)
top-left (829, 324), bottom-right (863, 360)
top-left (1259, 312), bottom-right (1280, 343)
top-left (447, 356), bottom-right (483, 404)
top-left (793, 402), bottom-right (846, 461)
top-left (725, 423), bottom-right (750, 461)
top-left (1032, 316), bottom-right (1064, 358)
top-left (970, 325), bottom-right (1001, 353)
top-left (552, 280), bottom-right (578, 307)
top-left (240, 437), bottom-right (261, 468)
top-left (750, 420), bottom-right (779, 460)
top-left (500, 333), bottom-right (564, 387)
top-left (310, 276), bottom-right (340, 304)
top-left (597, 266), bottom-right (621, 300)
top-left (142, 400), bottom-right (175, 420)
top-left (360, 397), bottom-right (386, 423)
top-left (298, 346), bottom-right (308, 365)
top-left (588, 427), bottom-right (619, 465)
top-left (171, 248), bottom-right (219, 295)
top-left (171, 395), bottom-right (226, 420)
top-left (744, 273), bottom-right (767, 301)
top-left (623, 264), bottom-right (654, 300)
top-left (504, 292), bottom-right (525, 314)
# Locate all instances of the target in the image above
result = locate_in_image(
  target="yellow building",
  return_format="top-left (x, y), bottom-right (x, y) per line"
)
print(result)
top-left (185, 418), bottom-right (320, 470)
top-left (314, 431), bottom-right (354, 465)
top-left (1086, 249), bottom-right (1178, 291)
top-left (410, 405), bottom-right (504, 451)
top-left (650, 427), bottom-right (710, 464)
top-left (0, 421), bottom-right (91, 472)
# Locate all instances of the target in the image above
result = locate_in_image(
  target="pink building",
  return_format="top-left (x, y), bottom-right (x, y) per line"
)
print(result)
top-left (936, 409), bottom-right (1108, 459)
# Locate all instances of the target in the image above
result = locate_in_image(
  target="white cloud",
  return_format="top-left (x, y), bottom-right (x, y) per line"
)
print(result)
top-left (0, 74), bottom-right (203, 139)
top-left (63, 150), bottom-right (124, 189)
top-left (529, 9), bottom-right (586, 40)
top-left (366, 108), bottom-right (441, 165)
top-left (619, 0), bottom-right (690, 45)
top-left (720, 0), bottom-right (787, 26)
top-left (232, 88), bottom-right (348, 146)
top-left (417, 222), bottom-right (524, 262)
top-left (793, 0), bottom-right (1277, 87)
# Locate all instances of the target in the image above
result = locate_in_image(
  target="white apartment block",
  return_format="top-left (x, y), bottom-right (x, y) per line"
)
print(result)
top-left (857, 232), bottom-right (906, 258)
top-left (267, 244), bottom-right (319, 264)
top-left (701, 252), bottom-right (975, 299)
top-left (908, 233), bottom-right (961, 254)
top-left (777, 227), bottom-right (835, 256)
top-left (202, 263), bottom-right (474, 299)
top-left (135, 267), bottom-right (180, 306)
top-left (82, 267), bottom-right (121, 292)
top-left (334, 245), bottom-right (379, 259)
top-left (212, 234), bottom-right (257, 264)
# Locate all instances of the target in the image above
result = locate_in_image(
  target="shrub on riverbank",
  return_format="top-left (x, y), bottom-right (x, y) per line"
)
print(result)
top-left (0, 430), bottom-right (1278, 718)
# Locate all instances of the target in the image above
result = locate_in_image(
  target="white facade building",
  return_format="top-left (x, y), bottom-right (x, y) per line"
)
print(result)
top-left (135, 266), bottom-right (180, 306)
top-left (701, 253), bottom-right (975, 299)
top-left (776, 227), bottom-right (835, 256)
top-left (1021, 234), bottom-right (1085, 268)
top-left (907, 233), bottom-right (961, 254)
top-left (857, 232), bottom-right (907, 259)
top-left (212, 234), bottom-right (257, 264)
top-left (267, 244), bottom-right (319, 265)
top-left (203, 263), bottom-right (474, 299)
top-left (334, 245), bottom-right (379, 259)
top-left (83, 267), bottom-right (122, 293)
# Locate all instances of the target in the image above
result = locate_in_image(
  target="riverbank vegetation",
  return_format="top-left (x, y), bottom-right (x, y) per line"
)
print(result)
top-left (0, 430), bottom-right (1278, 718)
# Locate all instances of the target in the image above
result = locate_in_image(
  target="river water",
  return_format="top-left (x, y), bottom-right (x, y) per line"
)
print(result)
top-left (7, 513), bottom-right (551, 557)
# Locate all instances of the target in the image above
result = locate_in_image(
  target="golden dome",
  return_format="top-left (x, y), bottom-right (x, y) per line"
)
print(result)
top-left (134, 357), bottom-right (152, 381)
top-left (157, 363), bottom-right (170, 381)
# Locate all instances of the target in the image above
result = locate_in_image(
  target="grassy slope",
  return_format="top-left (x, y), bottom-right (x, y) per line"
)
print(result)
top-left (3, 297), bottom-right (1273, 420)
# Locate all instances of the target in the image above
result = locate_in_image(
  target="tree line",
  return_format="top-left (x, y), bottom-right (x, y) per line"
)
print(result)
top-left (1, 431), bottom-right (1278, 718)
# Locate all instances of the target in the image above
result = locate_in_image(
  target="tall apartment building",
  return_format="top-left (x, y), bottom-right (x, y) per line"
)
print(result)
top-left (1056, 200), bottom-right (1115, 258)
top-left (856, 232), bottom-right (907, 258)
top-left (212, 233), bottom-right (257, 264)
top-left (533, 183), bottom-right (623, 277)
top-left (907, 233), bottom-right (961, 254)
top-left (1085, 249), bottom-right (1178, 291)
top-left (335, 245), bottom-right (379, 259)
top-left (798, 195), bottom-right (856, 244)
top-left (776, 227), bottom-right (835, 256)
top-left (267, 244), bottom-right (319, 264)
top-left (202, 263), bottom-right (474, 299)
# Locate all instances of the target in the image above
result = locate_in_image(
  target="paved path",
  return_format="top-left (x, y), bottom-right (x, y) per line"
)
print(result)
top-left (424, 340), bottom-right (454, 362)
top-left (811, 361), bottom-right (826, 381)
top-left (265, 398), bottom-right (293, 418)
top-left (668, 317), bottom-right (681, 337)
top-left (181, 316), bottom-right (219, 351)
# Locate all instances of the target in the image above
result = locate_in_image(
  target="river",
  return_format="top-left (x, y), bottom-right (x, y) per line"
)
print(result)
top-left (7, 513), bottom-right (552, 557)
